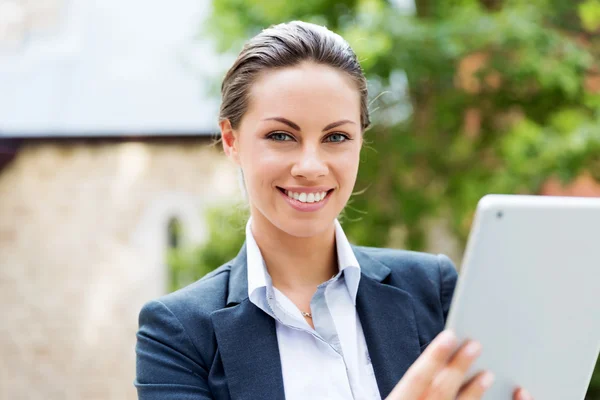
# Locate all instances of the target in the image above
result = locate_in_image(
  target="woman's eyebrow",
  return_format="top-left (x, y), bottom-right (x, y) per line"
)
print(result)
top-left (262, 117), bottom-right (356, 132)
top-left (322, 120), bottom-right (355, 131)
top-left (262, 117), bottom-right (301, 131)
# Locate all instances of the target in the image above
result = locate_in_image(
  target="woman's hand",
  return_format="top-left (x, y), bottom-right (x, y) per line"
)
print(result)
top-left (386, 330), bottom-right (534, 400)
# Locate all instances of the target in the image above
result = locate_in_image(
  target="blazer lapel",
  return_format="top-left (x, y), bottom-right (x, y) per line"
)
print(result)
top-left (211, 244), bottom-right (285, 400)
top-left (210, 244), bottom-right (421, 399)
top-left (354, 247), bottom-right (421, 399)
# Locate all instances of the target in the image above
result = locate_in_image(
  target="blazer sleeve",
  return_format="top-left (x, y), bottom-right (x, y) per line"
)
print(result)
top-left (135, 300), bottom-right (214, 400)
top-left (437, 254), bottom-right (459, 323)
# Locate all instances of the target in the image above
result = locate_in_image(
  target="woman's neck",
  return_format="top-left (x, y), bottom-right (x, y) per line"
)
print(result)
top-left (250, 213), bottom-right (338, 291)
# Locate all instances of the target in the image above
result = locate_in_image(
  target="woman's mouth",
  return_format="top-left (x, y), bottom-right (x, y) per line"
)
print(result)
top-left (276, 187), bottom-right (334, 212)
top-left (277, 187), bottom-right (332, 203)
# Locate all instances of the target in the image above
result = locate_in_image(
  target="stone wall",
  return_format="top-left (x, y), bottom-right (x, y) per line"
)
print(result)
top-left (0, 138), bottom-right (238, 400)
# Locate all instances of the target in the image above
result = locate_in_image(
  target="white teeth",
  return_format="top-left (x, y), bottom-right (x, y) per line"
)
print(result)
top-left (284, 190), bottom-right (329, 203)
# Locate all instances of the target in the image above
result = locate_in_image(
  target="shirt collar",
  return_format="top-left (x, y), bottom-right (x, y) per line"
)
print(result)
top-left (246, 218), bottom-right (270, 300)
top-left (334, 218), bottom-right (361, 303)
top-left (246, 217), bottom-right (361, 304)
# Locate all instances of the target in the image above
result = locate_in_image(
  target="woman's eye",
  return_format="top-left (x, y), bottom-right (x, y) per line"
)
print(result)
top-left (324, 133), bottom-right (348, 143)
top-left (267, 132), bottom-right (294, 142)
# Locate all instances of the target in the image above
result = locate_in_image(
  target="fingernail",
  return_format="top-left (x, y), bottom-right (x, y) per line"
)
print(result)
top-left (438, 330), bottom-right (457, 348)
top-left (480, 371), bottom-right (495, 389)
top-left (519, 389), bottom-right (533, 400)
top-left (465, 341), bottom-right (481, 357)
top-left (465, 341), bottom-right (482, 357)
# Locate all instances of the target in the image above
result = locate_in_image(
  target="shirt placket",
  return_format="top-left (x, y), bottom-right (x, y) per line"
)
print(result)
top-left (266, 276), bottom-right (346, 354)
top-left (272, 276), bottom-right (365, 400)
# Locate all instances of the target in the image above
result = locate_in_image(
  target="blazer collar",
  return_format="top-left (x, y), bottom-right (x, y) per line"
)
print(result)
top-left (217, 244), bottom-right (418, 399)
top-left (214, 243), bottom-right (284, 400)
top-left (226, 243), bottom-right (248, 306)
top-left (225, 243), bottom-right (392, 306)
top-left (353, 248), bottom-right (421, 398)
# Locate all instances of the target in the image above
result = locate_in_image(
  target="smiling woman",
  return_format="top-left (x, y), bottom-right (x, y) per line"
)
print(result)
top-left (222, 61), bottom-right (363, 239)
top-left (134, 21), bottom-right (534, 400)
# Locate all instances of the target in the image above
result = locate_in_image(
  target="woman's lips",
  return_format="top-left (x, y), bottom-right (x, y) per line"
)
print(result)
top-left (277, 187), bottom-right (333, 212)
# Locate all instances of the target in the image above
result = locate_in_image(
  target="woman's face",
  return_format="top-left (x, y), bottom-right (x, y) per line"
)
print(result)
top-left (221, 62), bottom-right (362, 238)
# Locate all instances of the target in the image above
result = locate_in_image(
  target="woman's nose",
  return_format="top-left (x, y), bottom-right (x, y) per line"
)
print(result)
top-left (290, 146), bottom-right (328, 180)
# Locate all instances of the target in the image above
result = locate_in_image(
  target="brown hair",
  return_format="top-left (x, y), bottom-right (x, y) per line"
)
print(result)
top-left (219, 21), bottom-right (370, 131)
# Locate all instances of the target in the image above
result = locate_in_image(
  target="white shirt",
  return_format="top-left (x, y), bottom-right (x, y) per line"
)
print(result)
top-left (246, 218), bottom-right (381, 400)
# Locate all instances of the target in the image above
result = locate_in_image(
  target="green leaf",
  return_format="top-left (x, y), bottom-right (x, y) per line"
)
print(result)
top-left (579, 0), bottom-right (600, 32)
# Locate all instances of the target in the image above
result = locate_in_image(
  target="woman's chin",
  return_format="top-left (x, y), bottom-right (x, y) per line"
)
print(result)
top-left (273, 214), bottom-right (335, 239)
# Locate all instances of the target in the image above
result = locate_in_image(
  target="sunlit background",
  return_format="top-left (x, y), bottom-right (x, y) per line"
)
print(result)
top-left (1, 0), bottom-right (599, 399)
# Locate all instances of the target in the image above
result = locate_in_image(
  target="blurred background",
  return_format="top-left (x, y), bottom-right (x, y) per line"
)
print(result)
top-left (0, 0), bottom-right (599, 399)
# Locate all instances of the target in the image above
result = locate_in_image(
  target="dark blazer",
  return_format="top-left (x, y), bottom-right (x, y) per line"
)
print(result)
top-left (135, 244), bottom-right (458, 400)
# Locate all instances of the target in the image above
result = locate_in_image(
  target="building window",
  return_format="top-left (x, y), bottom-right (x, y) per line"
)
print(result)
top-left (167, 217), bottom-right (182, 249)
top-left (166, 217), bottom-right (190, 293)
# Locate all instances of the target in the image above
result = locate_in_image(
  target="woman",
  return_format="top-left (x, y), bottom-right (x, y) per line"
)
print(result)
top-left (135, 21), bottom-right (533, 400)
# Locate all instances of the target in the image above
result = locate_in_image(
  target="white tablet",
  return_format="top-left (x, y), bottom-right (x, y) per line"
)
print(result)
top-left (445, 194), bottom-right (600, 400)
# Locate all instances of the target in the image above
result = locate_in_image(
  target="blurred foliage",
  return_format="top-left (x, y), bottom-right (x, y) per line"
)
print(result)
top-left (172, 0), bottom-right (600, 395)
top-left (204, 0), bottom-right (600, 248)
top-left (167, 206), bottom-right (248, 292)
top-left (580, 0), bottom-right (600, 32)
top-left (592, 359), bottom-right (600, 400)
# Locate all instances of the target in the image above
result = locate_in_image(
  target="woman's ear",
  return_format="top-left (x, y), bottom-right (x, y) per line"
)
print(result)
top-left (220, 119), bottom-right (240, 165)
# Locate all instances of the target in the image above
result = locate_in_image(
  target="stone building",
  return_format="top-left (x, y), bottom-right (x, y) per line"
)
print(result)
top-left (0, 138), bottom-right (237, 400)
top-left (0, 1), bottom-right (237, 399)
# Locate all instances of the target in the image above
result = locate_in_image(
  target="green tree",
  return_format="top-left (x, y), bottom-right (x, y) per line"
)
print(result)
top-left (206, 0), bottom-right (600, 248)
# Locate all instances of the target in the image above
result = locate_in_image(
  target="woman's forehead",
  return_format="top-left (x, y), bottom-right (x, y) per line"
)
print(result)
top-left (245, 63), bottom-right (361, 124)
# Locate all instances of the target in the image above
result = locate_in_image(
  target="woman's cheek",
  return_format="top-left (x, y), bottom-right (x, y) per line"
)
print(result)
top-left (242, 145), bottom-right (279, 178)
top-left (337, 150), bottom-right (360, 179)
top-left (248, 155), bottom-right (286, 200)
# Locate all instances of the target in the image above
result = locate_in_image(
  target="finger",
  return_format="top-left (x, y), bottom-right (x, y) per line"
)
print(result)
top-left (456, 371), bottom-right (495, 400)
top-left (423, 339), bottom-right (482, 400)
top-left (513, 387), bottom-right (533, 400)
top-left (386, 330), bottom-right (458, 400)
